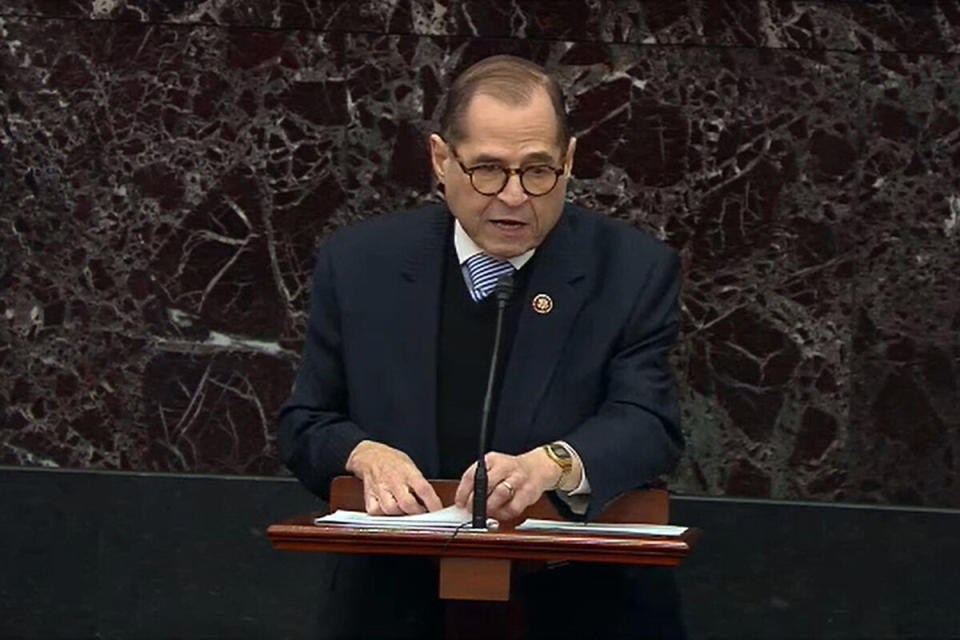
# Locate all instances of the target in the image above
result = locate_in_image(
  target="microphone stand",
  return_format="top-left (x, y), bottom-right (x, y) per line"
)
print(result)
top-left (472, 274), bottom-right (515, 529)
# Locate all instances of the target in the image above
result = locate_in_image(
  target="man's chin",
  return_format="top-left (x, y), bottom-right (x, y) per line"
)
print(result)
top-left (481, 240), bottom-right (534, 260)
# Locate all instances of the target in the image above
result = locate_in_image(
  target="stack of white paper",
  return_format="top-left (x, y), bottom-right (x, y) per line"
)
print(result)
top-left (516, 519), bottom-right (688, 537)
top-left (315, 505), bottom-right (498, 530)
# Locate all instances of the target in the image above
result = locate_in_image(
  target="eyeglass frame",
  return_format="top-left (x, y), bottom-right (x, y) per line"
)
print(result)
top-left (447, 145), bottom-right (567, 197)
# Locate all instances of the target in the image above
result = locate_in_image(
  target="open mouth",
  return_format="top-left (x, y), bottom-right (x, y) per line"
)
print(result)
top-left (492, 219), bottom-right (526, 230)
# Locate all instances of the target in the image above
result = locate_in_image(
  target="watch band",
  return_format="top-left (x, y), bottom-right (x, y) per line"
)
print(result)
top-left (543, 442), bottom-right (574, 490)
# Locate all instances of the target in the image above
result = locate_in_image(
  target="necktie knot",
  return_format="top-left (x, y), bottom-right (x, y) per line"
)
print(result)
top-left (464, 253), bottom-right (515, 302)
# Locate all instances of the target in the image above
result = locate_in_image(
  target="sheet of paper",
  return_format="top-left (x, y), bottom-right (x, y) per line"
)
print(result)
top-left (314, 505), bottom-right (497, 530)
top-left (515, 519), bottom-right (688, 537)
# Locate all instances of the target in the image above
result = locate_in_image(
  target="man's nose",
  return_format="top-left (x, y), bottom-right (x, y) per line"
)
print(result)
top-left (496, 172), bottom-right (528, 207)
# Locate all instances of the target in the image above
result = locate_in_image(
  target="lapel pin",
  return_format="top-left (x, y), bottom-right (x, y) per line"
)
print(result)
top-left (531, 293), bottom-right (554, 315)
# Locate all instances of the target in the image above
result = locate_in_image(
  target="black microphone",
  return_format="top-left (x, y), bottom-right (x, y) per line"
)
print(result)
top-left (472, 273), bottom-right (516, 529)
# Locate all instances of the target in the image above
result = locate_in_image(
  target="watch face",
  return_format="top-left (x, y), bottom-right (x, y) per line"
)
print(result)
top-left (549, 443), bottom-right (572, 462)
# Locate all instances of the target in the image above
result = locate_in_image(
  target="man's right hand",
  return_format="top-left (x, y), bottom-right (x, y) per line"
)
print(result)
top-left (345, 440), bottom-right (443, 515)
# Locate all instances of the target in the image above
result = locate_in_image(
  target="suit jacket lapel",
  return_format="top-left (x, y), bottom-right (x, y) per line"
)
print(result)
top-left (493, 208), bottom-right (588, 454)
top-left (397, 206), bottom-right (450, 474)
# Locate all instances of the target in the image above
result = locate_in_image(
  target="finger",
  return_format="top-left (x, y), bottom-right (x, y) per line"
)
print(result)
top-left (486, 480), bottom-right (515, 512)
top-left (395, 487), bottom-right (427, 515)
top-left (375, 488), bottom-right (402, 516)
top-left (490, 488), bottom-right (533, 521)
top-left (484, 451), bottom-right (514, 475)
top-left (490, 501), bottom-right (525, 522)
top-left (409, 476), bottom-right (443, 512)
top-left (483, 464), bottom-right (512, 493)
top-left (455, 463), bottom-right (477, 507)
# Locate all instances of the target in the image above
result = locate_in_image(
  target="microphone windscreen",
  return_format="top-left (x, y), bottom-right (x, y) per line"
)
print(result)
top-left (493, 274), bottom-right (515, 304)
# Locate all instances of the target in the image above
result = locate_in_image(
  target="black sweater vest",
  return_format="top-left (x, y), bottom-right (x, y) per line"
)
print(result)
top-left (436, 242), bottom-right (535, 478)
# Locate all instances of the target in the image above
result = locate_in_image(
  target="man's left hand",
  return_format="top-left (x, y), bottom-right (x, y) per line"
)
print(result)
top-left (454, 449), bottom-right (562, 521)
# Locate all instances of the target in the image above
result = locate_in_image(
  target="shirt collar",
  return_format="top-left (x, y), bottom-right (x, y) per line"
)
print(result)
top-left (453, 219), bottom-right (535, 270)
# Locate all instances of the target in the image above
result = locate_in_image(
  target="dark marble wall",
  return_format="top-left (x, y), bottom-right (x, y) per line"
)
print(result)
top-left (2, 1), bottom-right (958, 507)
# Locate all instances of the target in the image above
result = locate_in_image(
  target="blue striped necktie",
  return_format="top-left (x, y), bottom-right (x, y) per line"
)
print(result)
top-left (464, 253), bottom-right (515, 302)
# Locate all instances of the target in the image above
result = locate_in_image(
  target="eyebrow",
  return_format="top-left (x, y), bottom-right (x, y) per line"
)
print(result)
top-left (468, 151), bottom-right (559, 165)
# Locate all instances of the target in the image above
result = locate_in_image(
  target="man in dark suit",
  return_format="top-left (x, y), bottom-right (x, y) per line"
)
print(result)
top-left (279, 55), bottom-right (684, 639)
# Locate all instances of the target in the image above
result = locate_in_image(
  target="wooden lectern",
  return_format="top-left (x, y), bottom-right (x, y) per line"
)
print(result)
top-left (268, 477), bottom-right (698, 603)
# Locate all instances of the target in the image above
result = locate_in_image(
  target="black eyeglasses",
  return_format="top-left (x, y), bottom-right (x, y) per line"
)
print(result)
top-left (450, 148), bottom-right (565, 197)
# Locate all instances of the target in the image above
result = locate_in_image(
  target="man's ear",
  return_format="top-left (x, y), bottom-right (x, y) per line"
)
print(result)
top-left (563, 136), bottom-right (577, 177)
top-left (429, 134), bottom-right (449, 183)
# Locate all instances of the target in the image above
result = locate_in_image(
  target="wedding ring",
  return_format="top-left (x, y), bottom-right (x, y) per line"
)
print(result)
top-left (501, 480), bottom-right (515, 497)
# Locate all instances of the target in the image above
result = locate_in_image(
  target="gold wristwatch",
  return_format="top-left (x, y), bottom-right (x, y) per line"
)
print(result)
top-left (543, 442), bottom-right (574, 490)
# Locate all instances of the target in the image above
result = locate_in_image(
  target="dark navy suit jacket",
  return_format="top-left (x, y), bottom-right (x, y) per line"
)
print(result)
top-left (278, 203), bottom-right (683, 518)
